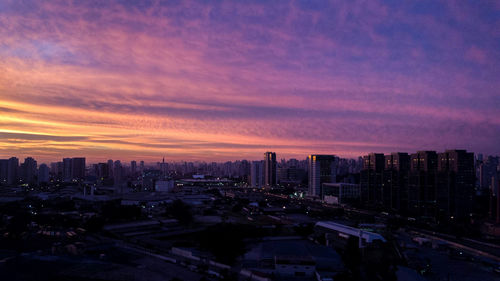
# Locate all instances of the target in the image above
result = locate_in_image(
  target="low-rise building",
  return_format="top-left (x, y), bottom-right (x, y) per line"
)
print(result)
top-left (322, 183), bottom-right (360, 205)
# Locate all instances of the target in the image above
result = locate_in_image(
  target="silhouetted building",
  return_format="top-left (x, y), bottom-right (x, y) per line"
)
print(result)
top-left (71, 157), bottom-right (86, 180)
top-left (7, 157), bottom-right (19, 185)
top-left (383, 153), bottom-right (410, 212)
top-left (38, 163), bottom-right (49, 184)
top-left (131, 160), bottom-right (137, 175)
top-left (142, 169), bottom-right (162, 191)
top-left (437, 149), bottom-right (475, 222)
top-left (264, 152), bottom-right (277, 186)
top-left (322, 183), bottom-right (361, 204)
top-left (250, 160), bottom-right (264, 188)
top-left (63, 158), bottom-right (72, 181)
top-left (308, 155), bottom-right (337, 197)
top-left (114, 160), bottom-right (122, 187)
top-left (360, 153), bottom-right (384, 205)
top-left (0, 159), bottom-right (7, 184)
top-left (480, 156), bottom-right (499, 190)
top-left (107, 159), bottom-right (114, 178)
top-left (409, 151), bottom-right (438, 217)
top-left (50, 161), bottom-right (63, 179)
top-left (278, 166), bottom-right (305, 185)
top-left (97, 163), bottom-right (109, 179)
top-left (20, 157), bottom-right (37, 185)
top-left (159, 157), bottom-right (168, 178)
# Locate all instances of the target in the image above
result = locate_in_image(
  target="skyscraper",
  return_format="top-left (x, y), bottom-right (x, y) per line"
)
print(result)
top-left (107, 159), bottom-right (114, 178)
top-left (264, 152), bottom-right (277, 187)
top-left (97, 163), bottom-right (109, 180)
top-left (114, 160), bottom-right (122, 187)
top-left (360, 153), bottom-right (384, 205)
top-left (21, 157), bottom-right (37, 185)
top-left (7, 157), bottom-right (19, 185)
top-left (50, 161), bottom-right (63, 179)
top-left (131, 160), bottom-right (137, 175)
top-left (63, 158), bottom-right (72, 181)
top-left (160, 157), bottom-right (168, 179)
top-left (38, 163), bottom-right (49, 184)
top-left (0, 159), bottom-right (8, 184)
top-left (409, 151), bottom-right (438, 217)
top-left (437, 149), bottom-right (475, 222)
top-left (308, 155), bottom-right (336, 198)
top-left (71, 157), bottom-right (86, 180)
top-left (383, 153), bottom-right (410, 211)
top-left (250, 160), bottom-right (264, 188)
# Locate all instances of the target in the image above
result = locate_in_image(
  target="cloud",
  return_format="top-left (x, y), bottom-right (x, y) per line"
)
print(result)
top-left (465, 46), bottom-right (488, 65)
top-left (0, 0), bottom-right (499, 162)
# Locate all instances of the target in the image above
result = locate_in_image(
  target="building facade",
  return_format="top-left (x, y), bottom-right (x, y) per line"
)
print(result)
top-left (308, 155), bottom-right (337, 197)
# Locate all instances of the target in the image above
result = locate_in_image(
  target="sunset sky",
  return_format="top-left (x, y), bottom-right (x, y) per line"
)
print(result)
top-left (1, 0), bottom-right (499, 163)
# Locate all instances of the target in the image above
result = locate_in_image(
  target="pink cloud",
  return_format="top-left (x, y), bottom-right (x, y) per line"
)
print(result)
top-left (465, 46), bottom-right (488, 65)
top-left (0, 0), bottom-right (499, 162)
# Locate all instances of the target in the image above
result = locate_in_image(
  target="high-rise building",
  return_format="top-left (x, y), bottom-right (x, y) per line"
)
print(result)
top-left (308, 155), bottom-right (337, 198)
top-left (250, 160), bottom-right (264, 188)
top-left (278, 166), bottom-right (306, 185)
top-left (479, 156), bottom-right (499, 190)
top-left (239, 160), bottom-right (250, 181)
top-left (437, 149), bottom-right (475, 222)
top-left (21, 157), bottom-right (37, 185)
top-left (107, 159), bottom-right (114, 178)
top-left (383, 153), bottom-right (410, 211)
top-left (131, 160), bottom-right (137, 175)
top-left (7, 157), bottom-right (19, 185)
top-left (264, 152), bottom-right (277, 187)
top-left (71, 157), bottom-right (86, 180)
top-left (50, 161), bottom-right (63, 179)
top-left (360, 153), bottom-right (384, 205)
top-left (160, 157), bottom-right (168, 178)
top-left (63, 158), bottom-right (72, 181)
top-left (0, 159), bottom-right (8, 184)
top-left (409, 151), bottom-right (438, 217)
top-left (97, 163), bottom-right (109, 179)
top-left (38, 163), bottom-right (49, 184)
top-left (114, 160), bottom-right (122, 187)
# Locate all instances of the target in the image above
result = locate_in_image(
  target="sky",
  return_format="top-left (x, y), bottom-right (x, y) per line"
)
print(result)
top-left (0, 0), bottom-right (499, 163)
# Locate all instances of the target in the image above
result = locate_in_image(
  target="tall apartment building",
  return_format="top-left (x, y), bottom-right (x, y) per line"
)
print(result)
top-left (7, 157), bottom-right (19, 185)
top-left (360, 153), bottom-right (384, 205)
top-left (308, 155), bottom-right (337, 198)
top-left (383, 152), bottom-right (410, 211)
top-left (264, 152), bottom-right (277, 187)
top-left (409, 151), bottom-right (438, 217)
top-left (20, 157), bottom-right (37, 185)
top-left (250, 160), bottom-right (264, 188)
top-left (71, 157), bottom-right (86, 180)
top-left (437, 150), bottom-right (475, 222)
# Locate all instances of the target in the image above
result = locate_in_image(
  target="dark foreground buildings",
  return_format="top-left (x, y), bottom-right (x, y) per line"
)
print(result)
top-left (361, 150), bottom-right (475, 223)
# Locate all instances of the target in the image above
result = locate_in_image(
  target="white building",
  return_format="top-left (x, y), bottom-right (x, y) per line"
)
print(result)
top-left (308, 155), bottom-right (337, 197)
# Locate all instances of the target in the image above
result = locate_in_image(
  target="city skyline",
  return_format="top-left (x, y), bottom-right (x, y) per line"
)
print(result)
top-left (1, 1), bottom-right (500, 162)
top-left (0, 148), bottom-right (500, 169)
top-left (0, 148), bottom-right (495, 166)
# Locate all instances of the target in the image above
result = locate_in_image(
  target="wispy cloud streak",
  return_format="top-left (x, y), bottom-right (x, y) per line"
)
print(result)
top-left (0, 0), bottom-right (499, 162)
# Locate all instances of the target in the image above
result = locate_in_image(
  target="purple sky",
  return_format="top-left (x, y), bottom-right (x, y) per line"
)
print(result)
top-left (0, 0), bottom-right (499, 163)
